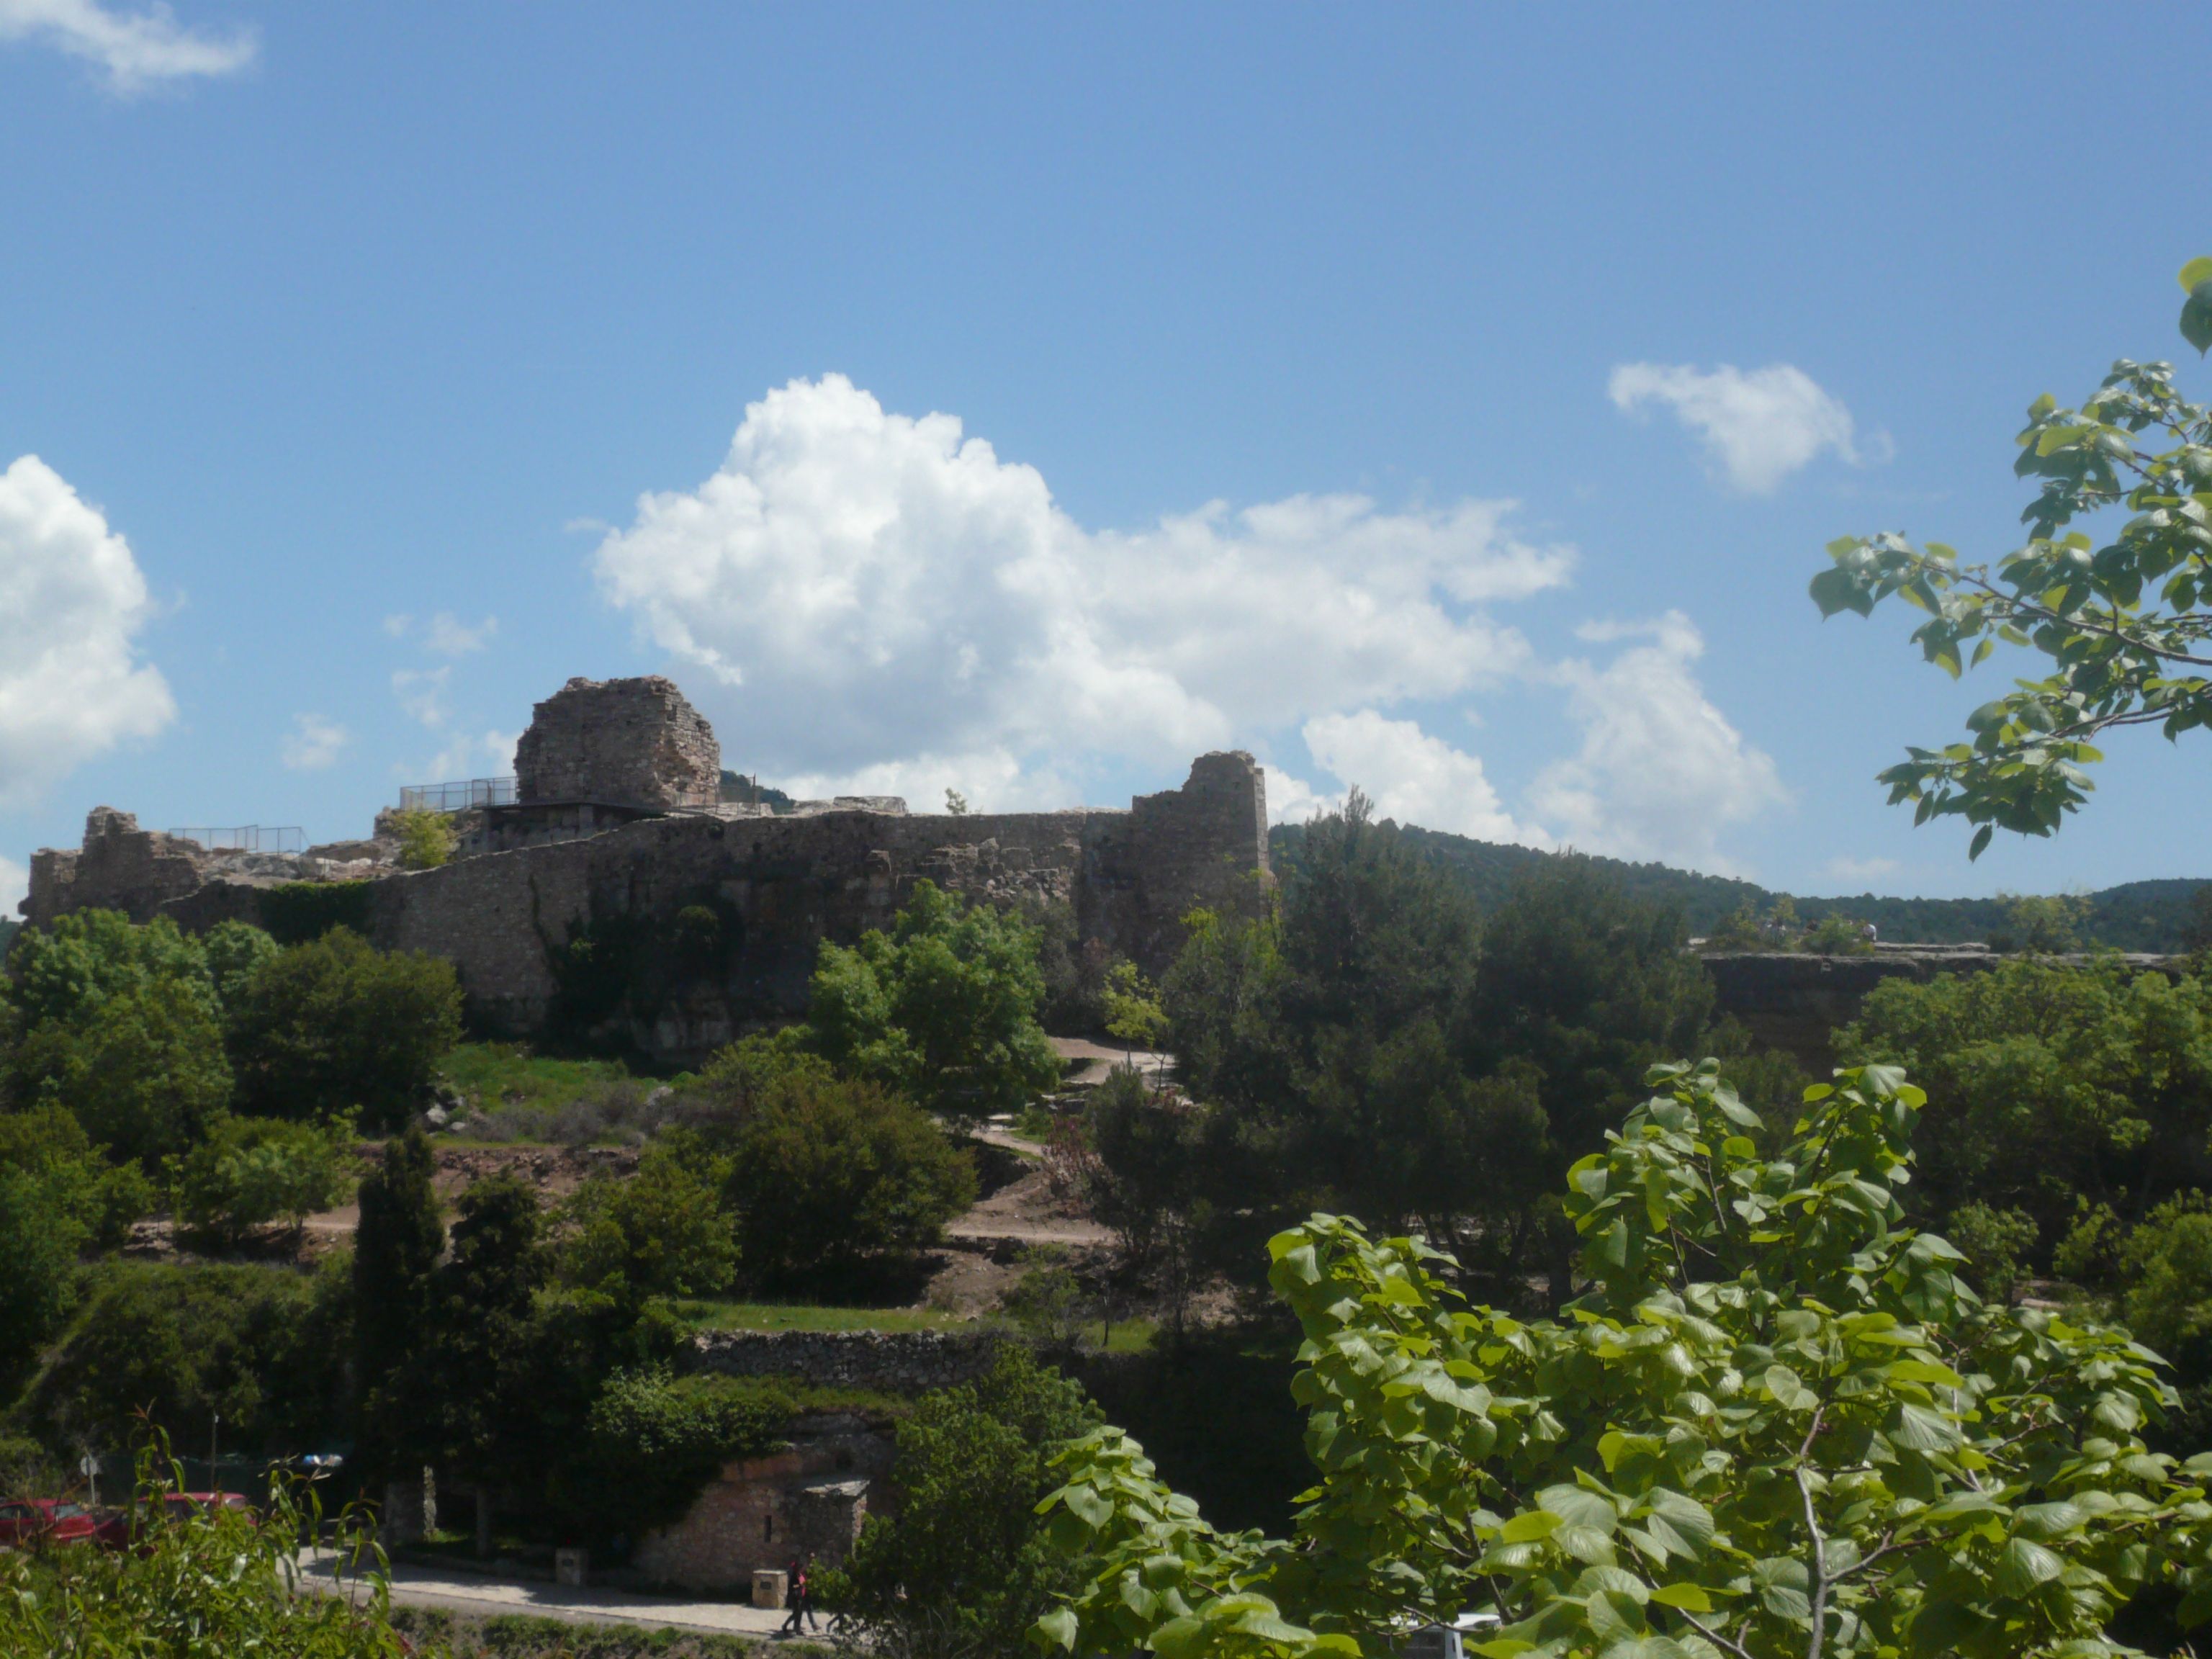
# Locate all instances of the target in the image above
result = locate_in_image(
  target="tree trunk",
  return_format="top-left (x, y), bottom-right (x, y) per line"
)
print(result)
top-left (475, 1488), bottom-right (493, 1559)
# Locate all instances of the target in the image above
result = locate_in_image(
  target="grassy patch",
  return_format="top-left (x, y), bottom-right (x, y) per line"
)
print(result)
top-left (670, 1300), bottom-right (971, 1335)
top-left (439, 1042), bottom-right (637, 1110)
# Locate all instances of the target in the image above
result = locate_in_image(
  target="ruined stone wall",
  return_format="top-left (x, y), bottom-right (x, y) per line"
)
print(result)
top-left (364, 752), bottom-right (1271, 1064)
top-left (513, 675), bottom-right (721, 809)
top-left (24, 809), bottom-right (229, 930)
top-left (685, 1328), bottom-right (1004, 1394)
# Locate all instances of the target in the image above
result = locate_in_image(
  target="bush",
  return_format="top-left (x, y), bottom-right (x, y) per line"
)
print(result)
top-left (392, 806), bottom-right (456, 871)
top-left (1803, 911), bottom-right (1875, 953)
top-left (725, 1073), bottom-right (976, 1287)
top-left (557, 1132), bottom-right (738, 1307)
top-left (806, 879), bottom-right (1061, 1123)
top-left (171, 1113), bottom-right (357, 1247)
top-left (230, 927), bottom-right (462, 1125)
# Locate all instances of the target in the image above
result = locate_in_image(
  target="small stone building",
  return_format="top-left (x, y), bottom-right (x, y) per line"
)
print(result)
top-left (630, 1412), bottom-right (894, 1592)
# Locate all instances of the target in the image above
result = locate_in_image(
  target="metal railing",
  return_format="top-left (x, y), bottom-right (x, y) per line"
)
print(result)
top-left (168, 825), bottom-right (306, 854)
top-left (398, 777), bottom-right (517, 813)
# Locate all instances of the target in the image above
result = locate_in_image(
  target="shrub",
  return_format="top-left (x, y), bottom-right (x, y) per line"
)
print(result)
top-left (230, 927), bottom-right (462, 1125)
top-left (170, 1113), bottom-right (357, 1247)
top-left (725, 1074), bottom-right (976, 1286)
top-left (1803, 911), bottom-right (1875, 953)
top-left (557, 1132), bottom-right (738, 1306)
top-left (392, 806), bottom-right (455, 871)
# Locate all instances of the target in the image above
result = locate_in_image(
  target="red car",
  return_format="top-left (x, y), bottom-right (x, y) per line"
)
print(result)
top-left (0, 1498), bottom-right (126, 1549)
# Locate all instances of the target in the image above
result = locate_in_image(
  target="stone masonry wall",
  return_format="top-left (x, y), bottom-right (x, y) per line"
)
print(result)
top-left (685, 1328), bottom-right (1004, 1393)
top-left (513, 675), bottom-right (721, 809)
top-left (631, 1413), bottom-right (894, 1591)
top-left (363, 751), bottom-right (1272, 1063)
top-left (19, 809), bottom-right (303, 931)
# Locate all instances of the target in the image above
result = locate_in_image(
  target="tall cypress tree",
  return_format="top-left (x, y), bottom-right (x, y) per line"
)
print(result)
top-left (353, 1125), bottom-right (443, 1473)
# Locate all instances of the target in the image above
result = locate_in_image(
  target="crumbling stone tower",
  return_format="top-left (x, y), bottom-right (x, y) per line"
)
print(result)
top-left (513, 675), bottom-right (722, 809)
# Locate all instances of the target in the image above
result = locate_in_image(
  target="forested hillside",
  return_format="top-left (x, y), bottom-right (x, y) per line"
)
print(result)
top-left (1269, 822), bottom-right (2208, 950)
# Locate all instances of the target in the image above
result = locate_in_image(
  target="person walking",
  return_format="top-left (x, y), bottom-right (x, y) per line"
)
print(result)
top-left (778, 1554), bottom-right (819, 1636)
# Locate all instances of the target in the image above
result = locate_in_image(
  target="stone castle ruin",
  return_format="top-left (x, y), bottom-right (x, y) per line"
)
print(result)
top-left (19, 675), bottom-right (1270, 1064)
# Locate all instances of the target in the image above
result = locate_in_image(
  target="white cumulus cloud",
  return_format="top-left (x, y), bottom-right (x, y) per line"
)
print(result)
top-left (593, 375), bottom-right (1571, 799)
top-left (1299, 709), bottom-right (1534, 842)
top-left (1609, 361), bottom-right (1868, 493)
top-left (0, 454), bottom-right (175, 806)
top-left (280, 714), bottom-right (349, 772)
top-left (0, 0), bottom-right (256, 92)
top-left (1528, 612), bottom-right (1788, 871)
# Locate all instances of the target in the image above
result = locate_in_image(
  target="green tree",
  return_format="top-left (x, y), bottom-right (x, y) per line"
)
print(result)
top-left (1472, 856), bottom-right (1721, 1302)
top-left (0, 1169), bottom-right (84, 1390)
top-left (170, 1113), bottom-right (356, 1249)
top-left (724, 1073), bottom-right (976, 1287)
top-left (20, 1259), bottom-right (351, 1462)
top-left (806, 878), bottom-right (1062, 1123)
top-left (409, 1174), bottom-right (547, 1540)
top-left (229, 926), bottom-right (462, 1126)
top-left (840, 1346), bottom-right (1099, 1659)
top-left (1835, 958), bottom-right (2212, 1254)
top-left (3, 909), bottom-right (233, 1164)
top-left (557, 1130), bottom-right (738, 1307)
top-left (200, 918), bottom-right (280, 1014)
top-left (0, 1102), bottom-right (153, 1249)
top-left (1811, 258), bottom-right (2212, 856)
top-left (352, 1123), bottom-right (444, 1477)
top-left (1041, 1062), bottom-right (2212, 1659)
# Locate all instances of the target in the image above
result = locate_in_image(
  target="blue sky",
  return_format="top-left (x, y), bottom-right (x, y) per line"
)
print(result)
top-left (4, 3), bottom-right (2209, 918)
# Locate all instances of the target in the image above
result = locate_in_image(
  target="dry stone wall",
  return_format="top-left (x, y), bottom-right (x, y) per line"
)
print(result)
top-left (685, 1328), bottom-right (1004, 1393)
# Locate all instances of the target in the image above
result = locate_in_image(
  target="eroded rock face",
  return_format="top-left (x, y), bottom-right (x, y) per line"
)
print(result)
top-left (513, 675), bottom-right (721, 809)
